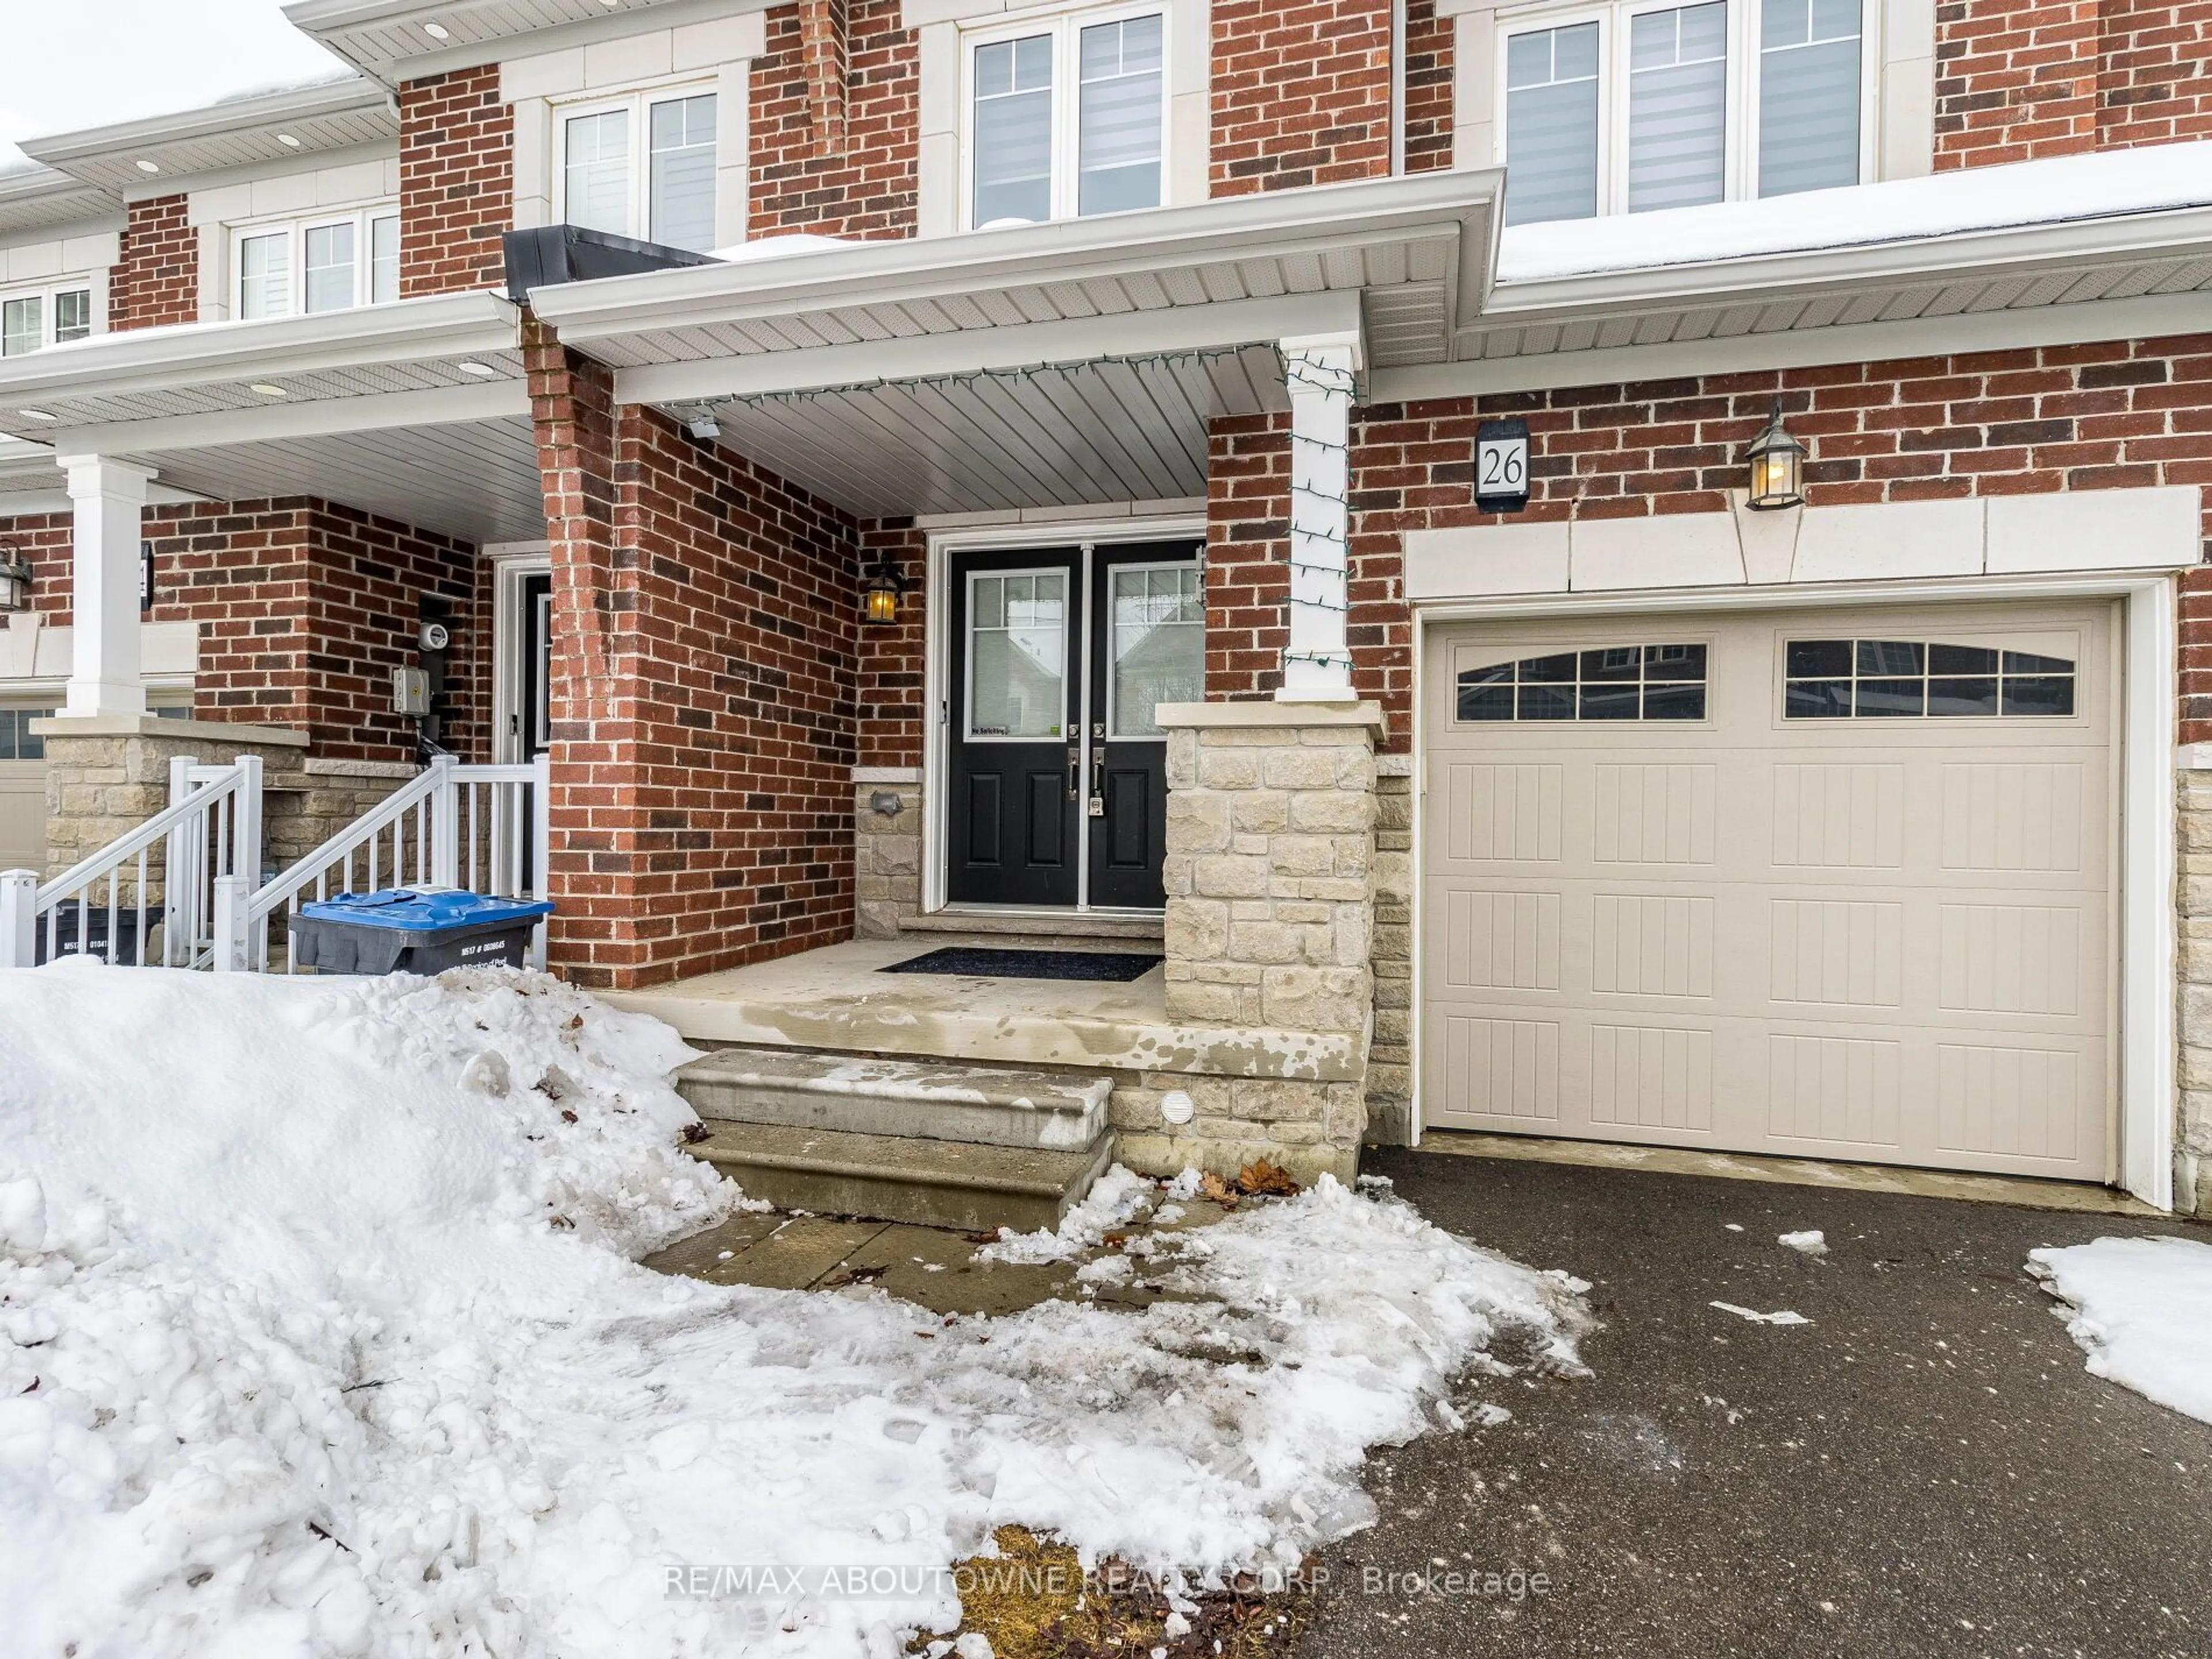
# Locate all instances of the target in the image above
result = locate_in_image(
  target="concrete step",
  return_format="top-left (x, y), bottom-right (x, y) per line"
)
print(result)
top-left (675, 1048), bottom-right (1111, 1152)
top-left (897, 908), bottom-right (1164, 948)
top-left (692, 1122), bottom-right (1115, 1233)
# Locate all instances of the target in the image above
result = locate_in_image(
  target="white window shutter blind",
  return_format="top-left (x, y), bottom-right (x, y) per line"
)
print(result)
top-left (973, 33), bottom-right (1054, 225)
top-left (565, 109), bottom-right (632, 236)
top-left (1627, 3), bottom-right (1729, 213)
top-left (1077, 15), bottom-right (1164, 216)
top-left (1503, 23), bottom-right (1601, 226)
top-left (1759, 0), bottom-right (1862, 196)
top-left (649, 93), bottom-right (718, 251)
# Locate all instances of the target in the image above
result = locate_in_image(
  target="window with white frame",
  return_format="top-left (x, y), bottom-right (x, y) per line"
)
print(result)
top-left (1500, 0), bottom-right (1868, 226)
top-left (232, 206), bottom-right (400, 320)
top-left (0, 280), bottom-right (95, 355)
top-left (965, 5), bottom-right (1166, 229)
top-left (556, 89), bottom-right (718, 252)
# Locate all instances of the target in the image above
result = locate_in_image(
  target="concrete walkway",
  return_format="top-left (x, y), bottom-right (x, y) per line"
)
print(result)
top-left (1304, 1150), bottom-right (2211, 1659)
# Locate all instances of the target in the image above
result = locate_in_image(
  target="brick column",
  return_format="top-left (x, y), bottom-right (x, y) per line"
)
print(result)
top-left (1149, 698), bottom-right (1381, 1182)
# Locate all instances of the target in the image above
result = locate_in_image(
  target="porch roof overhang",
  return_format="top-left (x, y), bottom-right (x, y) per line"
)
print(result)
top-left (0, 292), bottom-right (543, 544)
top-left (521, 169), bottom-right (1501, 516)
top-left (285, 0), bottom-right (771, 87)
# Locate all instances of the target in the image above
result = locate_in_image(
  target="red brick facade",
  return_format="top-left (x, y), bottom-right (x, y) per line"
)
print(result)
top-left (749, 0), bottom-right (919, 240)
top-left (856, 520), bottom-right (927, 768)
top-left (109, 194), bottom-right (196, 332)
top-left (399, 63), bottom-right (514, 297)
top-left (1403, 0), bottom-right (1456, 175)
top-left (1937, 0), bottom-right (2212, 167)
top-left (1335, 336), bottom-right (2212, 747)
top-left (1203, 412), bottom-right (1294, 700)
top-left (12, 502), bottom-right (484, 762)
top-left (528, 324), bottom-right (861, 988)
top-left (1211, 0), bottom-right (1394, 194)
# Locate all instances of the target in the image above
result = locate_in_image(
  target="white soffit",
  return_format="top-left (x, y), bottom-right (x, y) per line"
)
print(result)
top-left (0, 293), bottom-right (525, 445)
top-left (286, 0), bottom-right (770, 85)
top-left (0, 166), bottom-right (119, 238)
top-left (21, 78), bottom-right (398, 196)
top-left (691, 346), bottom-right (1286, 518)
top-left (528, 170), bottom-right (1500, 391)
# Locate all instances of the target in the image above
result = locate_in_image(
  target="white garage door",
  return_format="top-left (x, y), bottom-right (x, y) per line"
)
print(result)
top-left (0, 706), bottom-right (48, 873)
top-left (1422, 601), bottom-right (2116, 1183)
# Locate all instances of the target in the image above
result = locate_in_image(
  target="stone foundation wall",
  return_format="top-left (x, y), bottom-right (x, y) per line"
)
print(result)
top-left (854, 768), bottom-right (923, 940)
top-left (1149, 699), bottom-right (1382, 1181)
top-left (2176, 767), bottom-right (2212, 1215)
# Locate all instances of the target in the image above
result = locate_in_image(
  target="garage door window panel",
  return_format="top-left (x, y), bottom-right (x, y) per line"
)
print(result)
top-left (1457, 642), bottom-right (1707, 722)
top-left (1784, 639), bottom-right (2075, 720)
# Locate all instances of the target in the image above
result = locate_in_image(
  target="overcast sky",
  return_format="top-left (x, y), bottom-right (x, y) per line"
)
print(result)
top-left (0, 0), bottom-right (347, 171)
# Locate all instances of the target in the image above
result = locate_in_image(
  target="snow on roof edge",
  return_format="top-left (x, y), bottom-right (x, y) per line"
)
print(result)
top-left (1494, 142), bottom-right (2212, 285)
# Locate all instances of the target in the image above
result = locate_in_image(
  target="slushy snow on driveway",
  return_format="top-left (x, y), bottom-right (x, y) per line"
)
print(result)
top-left (0, 964), bottom-right (1589, 1657)
top-left (2029, 1234), bottom-right (2212, 1425)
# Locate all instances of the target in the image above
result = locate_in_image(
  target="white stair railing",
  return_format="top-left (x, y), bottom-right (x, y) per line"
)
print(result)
top-left (240, 753), bottom-right (551, 972)
top-left (0, 755), bottom-right (262, 970)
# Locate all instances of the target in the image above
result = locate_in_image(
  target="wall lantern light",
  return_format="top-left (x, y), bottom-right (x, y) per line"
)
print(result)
top-left (863, 556), bottom-right (907, 626)
top-left (0, 542), bottom-right (31, 612)
top-left (1743, 397), bottom-right (1806, 511)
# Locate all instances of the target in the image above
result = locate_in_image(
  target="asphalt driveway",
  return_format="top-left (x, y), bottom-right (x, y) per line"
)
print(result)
top-left (1302, 1149), bottom-right (2211, 1659)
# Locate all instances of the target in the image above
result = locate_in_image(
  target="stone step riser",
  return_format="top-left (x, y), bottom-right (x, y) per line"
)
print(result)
top-left (696, 1126), bottom-right (1114, 1232)
top-left (681, 1075), bottom-right (1105, 1152)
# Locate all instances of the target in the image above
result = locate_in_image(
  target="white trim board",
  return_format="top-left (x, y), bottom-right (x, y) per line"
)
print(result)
top-left (1407, 569), bottom-right (2182, 1211)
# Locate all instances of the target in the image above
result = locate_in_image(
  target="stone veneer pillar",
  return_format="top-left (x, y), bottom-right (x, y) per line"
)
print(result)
top-left (1141, 698), bottom-right (1381, 1183)
top-left (854, 766), bottom-right (923, 940)
top-left (2175, 767), bottom-right (2212, 1215)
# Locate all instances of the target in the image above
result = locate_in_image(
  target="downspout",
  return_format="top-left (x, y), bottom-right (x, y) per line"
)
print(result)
top-left (1389, 0), bottom-right (1407, 175)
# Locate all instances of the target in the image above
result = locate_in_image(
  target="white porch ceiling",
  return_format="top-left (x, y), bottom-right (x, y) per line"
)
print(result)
top-left (692, 346), bottom-right (1286, 518)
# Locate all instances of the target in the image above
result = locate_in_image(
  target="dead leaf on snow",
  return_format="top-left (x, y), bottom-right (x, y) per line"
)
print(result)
top-left (1234, 1159), bottom-right (1301, 1198)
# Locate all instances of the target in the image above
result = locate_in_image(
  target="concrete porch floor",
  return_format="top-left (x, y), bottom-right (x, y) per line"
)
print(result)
top-left (601, 936), bottom-right (1363, 1081)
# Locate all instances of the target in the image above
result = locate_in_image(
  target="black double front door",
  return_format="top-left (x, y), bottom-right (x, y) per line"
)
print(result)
top-left (945, 540), bottom-right (1204, 910)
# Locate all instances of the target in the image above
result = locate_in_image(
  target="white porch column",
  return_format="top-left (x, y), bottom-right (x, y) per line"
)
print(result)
top-left (56, 454), bottom-right (157, 718)
top-left (1278, 331), bottom-right (1361, 702)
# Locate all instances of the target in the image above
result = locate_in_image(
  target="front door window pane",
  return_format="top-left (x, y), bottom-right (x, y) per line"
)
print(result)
top-left (1, 296), bottom-right (40, 355)
top-left (1628, 2), bottom-right (1729, 213)
top-left (303, 221), bottom-right (355, 313)
top-left (565, 108), bottom-right (633, 236)
top-left (1108, 566), bottom-right (1202, 736)
top-left (1503, 23), bottom-right (1601, 226)
top-left (53, 288), bottom-right (91, 343)
top-left (1759, 0), bottom-right (1861, 195)
top-left (370, 214), bottom-right (400, 304)
top-left (649, 93), bottom-right (718, 251)
top-left (238, 233), bottom-right (290, 319)
top-left (968, 571), bottom-right (1067, 738)
top-left (973, 33), bottom-right (1054, 225)
top-left (1077, 15), bottom-right (1163, 216)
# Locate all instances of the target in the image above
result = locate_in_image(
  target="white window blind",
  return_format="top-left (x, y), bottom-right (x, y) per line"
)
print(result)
top-left (1077, 15), bottom-right (1164, 216)
top-left (304, 220), bottom-right (355, 313)
top-left (1759, 0), bottom-right (1861, 196)
top-left (1627, 2), bottom-right (1728, 213)
top-left (649, 93), bottom-right (718, 251)
top-left (973, 33), bottom-right (1054, 225)
top-left (237, 232), bottom-right (291, 320)
top-left (565, 108), bottom-right (632, 236)
top-left (370, 213), bottom-right (400, 304)
top-left (1503, 23), bottom-right (1601, 227)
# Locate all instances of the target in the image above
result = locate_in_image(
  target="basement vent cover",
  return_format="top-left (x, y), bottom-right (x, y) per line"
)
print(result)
top-left (881, 947), bottom-right (1163, 983)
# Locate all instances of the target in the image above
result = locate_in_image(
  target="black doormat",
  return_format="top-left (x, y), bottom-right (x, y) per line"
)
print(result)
top-left (882, 946), bottom-right (1164, 982)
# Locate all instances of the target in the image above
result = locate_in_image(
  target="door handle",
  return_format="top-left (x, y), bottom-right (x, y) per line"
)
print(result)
top-left (1068, 745), bottom-right (1081, 800)
top-left (1089, 746), bottom-right (1107, 817)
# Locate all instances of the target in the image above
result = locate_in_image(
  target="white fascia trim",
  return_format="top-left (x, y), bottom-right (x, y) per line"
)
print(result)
top-left (0, 291), bottom-right (521, 404)
top-left (1380, 291), bottom-right (2212, 403)
top-left (617, 291), bottom-right (1360, 404)
top-left (531, 169), bottom-right (1505, 340)
top-left (49, 379), bottom-right (530, 456)
top-left (291, 0), bottom-right (778, 86)
top-left (1410, 570), bottom-right (2180, 1211)
top-left (20, 77), bottom-right (393, 171)
top-left (1484, 203), bottom-right (2212, 316)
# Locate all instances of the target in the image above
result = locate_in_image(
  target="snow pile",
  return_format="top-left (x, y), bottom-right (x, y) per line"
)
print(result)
top-left (0, 965), bottom-right (1589, 1657)
top-left (973, 1165), bottom-right (1157, 1264)
top-left (2028, 1234), bottom-right (2212, 1425)
top-left (1496, 139), bottom-right (2212, 282)
top-left (1778, 1231), bottom-right (1827, 1256)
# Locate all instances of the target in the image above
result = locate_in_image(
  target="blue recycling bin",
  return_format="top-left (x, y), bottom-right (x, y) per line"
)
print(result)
top-left (290, 889), bottom-right (555, 975)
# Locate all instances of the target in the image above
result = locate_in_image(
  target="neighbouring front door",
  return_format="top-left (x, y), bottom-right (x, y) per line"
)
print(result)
top-left (946, 540), bottom-right (1203, 910)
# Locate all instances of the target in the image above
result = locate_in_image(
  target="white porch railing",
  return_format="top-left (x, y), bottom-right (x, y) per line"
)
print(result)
top-left (234, 753), bottom-right (552, 972)
top-left (0, 755), bottom-right (262, 969)
top-left (1, 752), bottom-right (551, 974)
